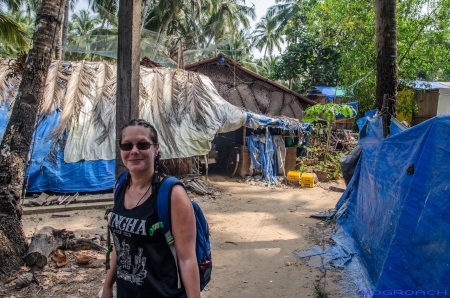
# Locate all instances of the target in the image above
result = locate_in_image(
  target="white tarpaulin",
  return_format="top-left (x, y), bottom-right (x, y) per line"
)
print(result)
top-left (63, 64), bottom-right (245, 162)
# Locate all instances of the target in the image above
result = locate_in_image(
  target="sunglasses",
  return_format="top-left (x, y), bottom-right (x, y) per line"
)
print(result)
top-left (119, 142), bottom-right (157, 151)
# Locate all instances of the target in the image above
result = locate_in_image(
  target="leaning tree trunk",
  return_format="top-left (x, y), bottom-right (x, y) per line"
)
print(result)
top-left (61, 0), bottom-right (70, 60)
top-left (375, 0), bottom-right (398, 137)
top-left (0, 0), bottom-right (67, 276)
top-left (140, 0), bottom-right (152, 33)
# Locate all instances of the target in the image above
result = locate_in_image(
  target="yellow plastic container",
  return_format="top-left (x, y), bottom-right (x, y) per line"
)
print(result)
top-left (301, 173), bottom-right (314, 188)
top-left (287, 171), bottom-right (301, 183)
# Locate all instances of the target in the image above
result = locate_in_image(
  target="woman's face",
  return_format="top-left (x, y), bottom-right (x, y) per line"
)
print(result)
top-left (120, 125), bottom-right (159, 175)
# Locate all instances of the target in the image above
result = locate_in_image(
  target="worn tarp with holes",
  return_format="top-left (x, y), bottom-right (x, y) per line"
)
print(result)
top-left (331, 114), bottom-right (450, 293)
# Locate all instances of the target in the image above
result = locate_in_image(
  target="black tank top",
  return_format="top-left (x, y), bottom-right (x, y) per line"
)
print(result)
top-left (109, 180), bottom-right (185, 298)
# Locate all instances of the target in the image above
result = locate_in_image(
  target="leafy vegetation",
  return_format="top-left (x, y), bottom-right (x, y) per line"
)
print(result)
top-left (302, 103), bottom-right (356, 164)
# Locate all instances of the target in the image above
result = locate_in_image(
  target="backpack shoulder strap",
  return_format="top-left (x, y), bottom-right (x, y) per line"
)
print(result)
top-left (113, 171), bottom-right (129, 201)
top-left (155, 176), bottom-right (182, 240)
top-left (155, 176), bottom-right (183, 289)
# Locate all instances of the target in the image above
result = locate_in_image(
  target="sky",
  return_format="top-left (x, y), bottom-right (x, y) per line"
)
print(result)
top-left (74, 0), bottom-right (277, 58)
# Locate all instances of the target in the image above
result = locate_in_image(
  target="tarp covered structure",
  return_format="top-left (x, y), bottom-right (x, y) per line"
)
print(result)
top-left (0, 59), bottom-right (308, 192)
top-left (331, 114), bottom-right (450, 293)
top-left (0, 60), bottom-right (247, 192)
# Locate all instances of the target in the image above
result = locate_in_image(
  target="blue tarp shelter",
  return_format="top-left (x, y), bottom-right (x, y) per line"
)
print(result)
top-left (332, 114), bottom-right (450, 294)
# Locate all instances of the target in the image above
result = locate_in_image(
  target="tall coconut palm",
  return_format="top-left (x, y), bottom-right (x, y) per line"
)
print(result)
top-left (252, 15), bottom-right (284, 59)
top-left (65, 9), bottom-right (101, 60)
top-left (203, 0), bottom-right (255, 47)
top-left (0, 0), bottom-right (67, 275)
top-left (266, 0), bottom-right (301, 34)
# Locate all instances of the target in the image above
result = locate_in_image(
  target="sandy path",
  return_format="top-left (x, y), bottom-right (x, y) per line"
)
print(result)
top-left (199, 175), bottom-right (345, 298)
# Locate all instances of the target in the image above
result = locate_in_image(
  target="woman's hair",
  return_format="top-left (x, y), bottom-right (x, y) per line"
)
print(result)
top-left (120, 119), bottom-right (170, 189)
top-left (119, 119), bottom-right (158, 144)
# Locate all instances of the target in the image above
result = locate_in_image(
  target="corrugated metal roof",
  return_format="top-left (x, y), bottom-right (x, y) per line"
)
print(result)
top-left (400, 80), bottom-right (450, 90)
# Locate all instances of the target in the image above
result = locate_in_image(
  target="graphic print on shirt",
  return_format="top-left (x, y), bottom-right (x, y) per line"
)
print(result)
top-left (110, 212), bottom-right (148, 286)
top-left (113, 233), bottom-right (148, 285)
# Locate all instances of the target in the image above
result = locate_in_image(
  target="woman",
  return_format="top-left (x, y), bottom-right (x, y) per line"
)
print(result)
top-left (102, 119), bottom-right (200, 298)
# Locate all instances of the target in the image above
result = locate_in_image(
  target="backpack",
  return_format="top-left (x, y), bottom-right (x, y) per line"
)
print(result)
top-left (106, 172), bottom-right (212, 291)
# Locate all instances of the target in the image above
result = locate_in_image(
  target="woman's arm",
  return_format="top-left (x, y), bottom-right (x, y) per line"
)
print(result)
top-left (171, 185), bottom-right (201, 298)
top-left (101, 246), bottom-right (117, 298)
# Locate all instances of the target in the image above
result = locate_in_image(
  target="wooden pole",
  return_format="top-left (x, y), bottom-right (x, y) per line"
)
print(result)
top-left (116, 0), bottom-right (141, 177)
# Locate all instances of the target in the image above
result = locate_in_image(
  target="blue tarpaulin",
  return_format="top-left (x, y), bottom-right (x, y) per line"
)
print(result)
top-left (246, 132), bottom-right (278, 183)
top-left (245, 112), bottom-right (312, 131)
top-left (331, 114), bottom-right (450, 294)
top-left (307, 86), bottom-right (346, 102)
top-left (0, 108), bottom-right (116, 193)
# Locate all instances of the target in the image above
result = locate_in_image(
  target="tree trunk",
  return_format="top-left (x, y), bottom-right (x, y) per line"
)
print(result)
top-left (375, 0), bottom-right (398, 137)
top-left (61, 0), bottom-right (70, 60)
top-left (140, 0), bottom-right (152, 33)
top-left (0, 0), bottom-right (67, 276)
top-left (116, 0), bottom-right (141, 177)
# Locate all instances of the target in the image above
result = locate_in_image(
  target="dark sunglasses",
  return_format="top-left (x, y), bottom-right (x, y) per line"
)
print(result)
top-left (119, 142), bottom-right (157, 151)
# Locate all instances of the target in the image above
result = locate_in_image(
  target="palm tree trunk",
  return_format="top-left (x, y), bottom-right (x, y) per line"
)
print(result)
top-left (375, 0), bottom-right (397, 137)
top-left (61, 1), bottom-right (70, 60)
top-left (140, 0), bottom-right (152, 33)
top-left (0, 0), bottom-right (67, 275)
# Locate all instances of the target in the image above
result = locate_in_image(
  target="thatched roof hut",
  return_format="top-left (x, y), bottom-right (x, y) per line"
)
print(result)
top-left (185, 54), bottom-right (316, 120)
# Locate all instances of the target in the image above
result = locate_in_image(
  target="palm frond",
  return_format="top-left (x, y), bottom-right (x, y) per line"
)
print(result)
top-left (0, 58), bottom-right (22, 106)
top-left (92, 62), bottom-right (116, 144)
top-left (46, 61), bottom-right (96, 149)
top-left (0, 13), bottom-right (29, 47)
top-left (41, 61), bottom-right (72, 116)
top-left (0, 59), bottom-right (11, 104)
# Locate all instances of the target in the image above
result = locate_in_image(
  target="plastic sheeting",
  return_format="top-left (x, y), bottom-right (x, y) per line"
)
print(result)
top-left (331, 115), bottom-right (450, 294)
top-left (26, 110), bottom-right (115, 192)
top-left (307, 86), bottom-right (346, 102)
top-left (246, 132), bottom-right (278, 183)
top-left (245, 112), bottom-right (312, 131)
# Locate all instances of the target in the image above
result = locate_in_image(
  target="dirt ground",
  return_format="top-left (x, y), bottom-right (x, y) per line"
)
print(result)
top-left (2, 175), bottom-right (348, 298)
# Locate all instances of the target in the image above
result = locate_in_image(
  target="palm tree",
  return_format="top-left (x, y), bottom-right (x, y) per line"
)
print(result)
top-left (203, 0), bottom-right (256, 47)
top-left (266, 0), bottom-right (302, 35)
top-left (252, 15), bottom-right (284, 59)
top-left (65, 9), bottom-right (101, 60)
top-left (256, 55), bottom-right (280, 78)
top-left (0, 0), bottom-right (67, 276)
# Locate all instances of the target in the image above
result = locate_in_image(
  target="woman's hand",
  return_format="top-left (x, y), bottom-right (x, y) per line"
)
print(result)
top-left (100, 286), bottom-right (114, 298)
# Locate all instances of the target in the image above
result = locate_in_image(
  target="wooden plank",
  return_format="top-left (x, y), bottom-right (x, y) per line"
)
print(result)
top-left (23, 201), bottom-right (114, 215)
top-left (24, 193), bottom-right (113, 207)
